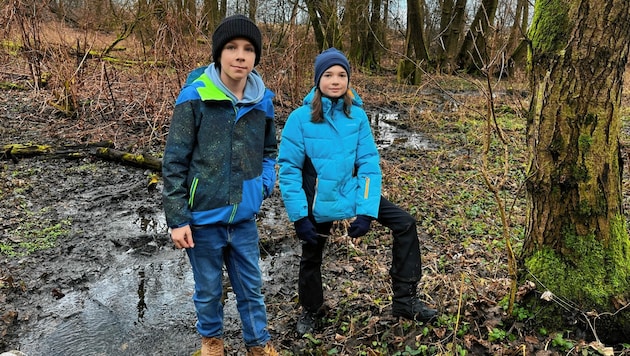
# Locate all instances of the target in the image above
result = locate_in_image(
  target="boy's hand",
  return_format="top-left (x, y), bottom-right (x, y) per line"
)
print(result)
top-left (171, 225), bottom-right (194, 249)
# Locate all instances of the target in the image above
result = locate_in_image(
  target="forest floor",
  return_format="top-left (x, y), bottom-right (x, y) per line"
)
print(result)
top-left (1, 57), bottom-right (630, 356)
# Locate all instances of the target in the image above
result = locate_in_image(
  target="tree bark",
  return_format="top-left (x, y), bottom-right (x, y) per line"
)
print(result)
top-left (248, 0), bottom-right (257, 21)
top-left (436, 0), bottom-right (466, 74)
top-left (299, 0), bottom-right (342, 50)
top-left (95, 147), bottom-right (162, 171)
top-left (504, 0), bottom-right (529, 75)
top-left (345, 0), bottom-right (367, 62)
top-left (362, 0), bottom-right (383, 71)
top-left (321, 0), bottom-right (342, 49)
top-left (523, 0), bottom-right (630, 343)
top-left (305, 0), bottom-right (326, 51)
top-left (397, 0), bottom-right (429, 84)
top-left (202, 0), bottom-right (220, 33)
top-left (456, 0), bottom-right (498, 73)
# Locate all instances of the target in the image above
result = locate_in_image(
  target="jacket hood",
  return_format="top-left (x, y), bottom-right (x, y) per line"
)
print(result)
top-left (205, 63), bottom-right (266, 105)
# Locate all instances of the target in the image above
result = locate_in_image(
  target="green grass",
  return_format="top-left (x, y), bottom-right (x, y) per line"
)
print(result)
top-left (0, 213), bottom-right (71, 257)
top-left (0, 165), bottom-right (72, 256)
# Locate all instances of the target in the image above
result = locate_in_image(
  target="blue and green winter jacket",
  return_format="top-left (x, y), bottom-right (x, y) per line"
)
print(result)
top-left (278, 87), bottom-right (382, 223)
top-left (162, 64), bottom-right (277, 228)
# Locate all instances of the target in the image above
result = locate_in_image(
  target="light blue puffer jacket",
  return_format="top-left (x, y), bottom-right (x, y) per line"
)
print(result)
top-left (278, 87), bottom-right (382, 223)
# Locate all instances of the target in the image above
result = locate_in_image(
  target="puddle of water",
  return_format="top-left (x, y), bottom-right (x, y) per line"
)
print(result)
top-left (17, 243), bottom-right (200, 356)
top-left (4, 153), bottom-right (295, 356)
top-left (15, 207), bottom-right (294, 356)
top-left (370, 112), bottom-right (437, 150)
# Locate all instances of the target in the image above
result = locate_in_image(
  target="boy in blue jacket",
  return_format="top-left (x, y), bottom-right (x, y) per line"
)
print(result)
top-left (162, 14), bottom-right (278, 356)
top-left (278, 48), bottom-right (437, 335)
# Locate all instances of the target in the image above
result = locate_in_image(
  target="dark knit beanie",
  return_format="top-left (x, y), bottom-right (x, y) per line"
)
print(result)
top-left (212, 14), bottom-right (262, 66)
top-left (314, 48), bottom-right (351, 87)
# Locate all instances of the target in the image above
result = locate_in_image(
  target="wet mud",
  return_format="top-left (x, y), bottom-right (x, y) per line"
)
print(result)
top-left (0, 153), bottom-right (301, 355)
top-left (0, 90), bottom-right (433, 355)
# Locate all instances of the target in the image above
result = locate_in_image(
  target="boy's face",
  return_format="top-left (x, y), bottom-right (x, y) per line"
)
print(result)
top-left (318, 65), bottom-right (349, 99)
top-left (219, 38), bottom-right (256, 84)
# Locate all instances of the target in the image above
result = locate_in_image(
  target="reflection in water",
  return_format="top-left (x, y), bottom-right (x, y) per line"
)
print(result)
top-left (18, 255), bottom-right (199, 355)
top-left (370, 112), bottom-right (436, 150)
top-left (137, 269), bottom-right (147, 321)
top-left (15, 207), bottom-right (296, 356)
top-left (11, 155), bottom-right (297, 355)
top-left (16, 210), bottom-right (200, 356)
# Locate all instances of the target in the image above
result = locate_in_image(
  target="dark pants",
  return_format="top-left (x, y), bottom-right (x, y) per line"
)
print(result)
top-left (298, 196), bottom-right (422, 312)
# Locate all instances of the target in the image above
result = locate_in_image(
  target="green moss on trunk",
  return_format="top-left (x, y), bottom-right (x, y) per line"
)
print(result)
top-left (529, 0), bottom-right (571, 54)
top-left (524, 215), bottom-right (630, 309)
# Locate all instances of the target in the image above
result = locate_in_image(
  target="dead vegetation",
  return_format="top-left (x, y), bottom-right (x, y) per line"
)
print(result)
top-left (3, 9), bottom-right (630, 356)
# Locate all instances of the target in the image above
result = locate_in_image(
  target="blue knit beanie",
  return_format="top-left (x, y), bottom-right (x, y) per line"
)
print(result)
top-left (314, 48), bottom-right (351, 87)
top-left (212, 14), bottom-right (262, 66)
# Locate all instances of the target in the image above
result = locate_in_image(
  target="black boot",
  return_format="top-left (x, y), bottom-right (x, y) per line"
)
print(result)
top-left (296, 309), bottom-right (317, 335)
top-left (391, 281), bottom-right (437, 322)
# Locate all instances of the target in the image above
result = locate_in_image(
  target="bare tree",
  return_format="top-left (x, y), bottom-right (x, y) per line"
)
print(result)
top-left (362, 0), bottom-right (384, 70)
top-left (456, 0), bottom-right (498, 73)
top-left (304, 0), bottom-right (341, 50)
top-left (249, 0), bottom-right (257, 19)
top-left (505, 0), bottom-right (529, 74)
top-left (201, 0), bottom-right (221, 33)
top-left (344, 0), bottom-right (367, 63)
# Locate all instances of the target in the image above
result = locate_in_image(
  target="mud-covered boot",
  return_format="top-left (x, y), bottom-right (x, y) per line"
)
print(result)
top-left (391, 281), bottom-right (437, 322)
top-left (296, 309), bottom-right (317, 335)
top-left (201, 337), bottom-right (224, 356)
top-left (246, 341), bottom-right (279, 356)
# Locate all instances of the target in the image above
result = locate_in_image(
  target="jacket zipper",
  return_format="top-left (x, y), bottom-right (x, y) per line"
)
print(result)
top-left (227, 106), bottom-right (239, 224)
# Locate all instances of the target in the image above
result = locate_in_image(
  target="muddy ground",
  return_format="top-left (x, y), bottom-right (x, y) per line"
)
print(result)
top-left (1, 81), bottom-right (628, 356)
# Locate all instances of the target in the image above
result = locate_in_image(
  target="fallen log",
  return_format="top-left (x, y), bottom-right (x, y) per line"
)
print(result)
top-left (2, 142), bottom-right (114, 158)
top-left (1, 142), bottom-right (162, 171)
top-left (95, 147), bottom-right (162, 171)
top-left (2, 143), bottom-right (55, 158)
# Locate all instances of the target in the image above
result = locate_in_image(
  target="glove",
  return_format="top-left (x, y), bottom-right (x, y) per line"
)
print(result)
top-left (348, 215), bottom-right (372, 238)
top-left (294, 217), bottom-right (318, 245)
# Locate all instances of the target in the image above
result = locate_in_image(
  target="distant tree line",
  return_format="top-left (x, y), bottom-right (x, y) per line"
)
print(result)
top-left (39, 0), bottom-right (532, 83)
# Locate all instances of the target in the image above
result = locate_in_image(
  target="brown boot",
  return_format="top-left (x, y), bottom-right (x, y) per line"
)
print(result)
top-left (201, 337), bottom-right (224, 356)
top-left (246, 341), bottom-right (279, 356)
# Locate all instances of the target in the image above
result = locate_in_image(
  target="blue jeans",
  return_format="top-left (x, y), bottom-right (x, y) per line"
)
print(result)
top-left (186, 219), bottom-right (271, 347)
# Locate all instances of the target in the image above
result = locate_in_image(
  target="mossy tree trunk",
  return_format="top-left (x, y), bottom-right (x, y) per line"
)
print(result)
top-left (248, 0), bottom-right (257, 20)
top-left (523, 0), bottom-right (630, 342)
top-left (345, 0), bottom-right (367, 63)
top-left (435, 0), bottom-right (466, 74)
top-left (361, 0), bottom-right (383, 71)
top-left (504, 0), bottom-right (528, 74)
top-left (201, 0), bottom-right (221, 34)
top-left (397, 0), bottom-right (429, 85)
top-left (305, 0), bottom-right (341, 51)
top-left (345, 0), bottom-right (383, 72)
